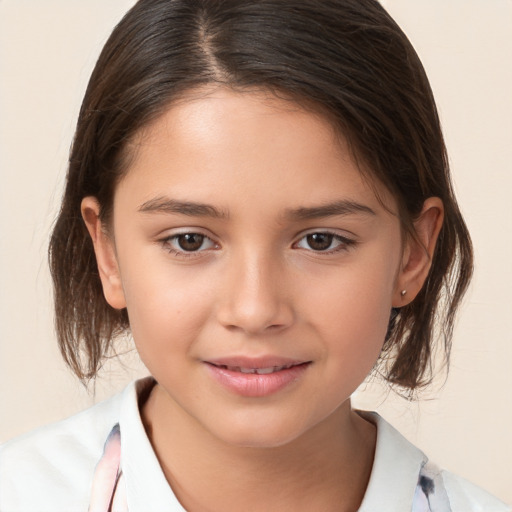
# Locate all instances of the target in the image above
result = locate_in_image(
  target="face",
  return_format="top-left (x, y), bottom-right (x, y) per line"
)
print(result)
top-left (90, 88), bottom-right (410, 448)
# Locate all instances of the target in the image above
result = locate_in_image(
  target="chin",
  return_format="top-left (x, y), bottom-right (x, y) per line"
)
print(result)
top-left (206, 413), bottom-right (313, 450)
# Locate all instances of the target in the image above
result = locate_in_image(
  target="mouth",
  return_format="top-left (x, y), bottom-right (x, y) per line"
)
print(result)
top-left (204, 359), bottom-right (311, 397)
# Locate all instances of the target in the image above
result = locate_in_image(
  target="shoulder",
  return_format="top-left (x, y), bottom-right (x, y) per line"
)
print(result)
top-left (357, 411), bottom-right (510, 512)
top-left (0, 386), bottom-right (125, 512)
top-left (440, 470), bottom-right (510, 512)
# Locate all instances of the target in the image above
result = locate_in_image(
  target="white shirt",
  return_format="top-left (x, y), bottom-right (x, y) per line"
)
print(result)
top-left (0, 378), bottom-right (509, 512)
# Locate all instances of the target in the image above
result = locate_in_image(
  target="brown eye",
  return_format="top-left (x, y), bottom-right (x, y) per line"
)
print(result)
top-left (177, 233), bottom-right (205, 251)
top-left (306, 233), bottom-right (334, 251)
top-left (162, 232), bottom-right (217, 257)
top-left (294, 232), bottom-right (355, 254)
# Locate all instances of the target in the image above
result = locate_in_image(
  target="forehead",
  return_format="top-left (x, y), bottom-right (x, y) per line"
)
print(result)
top-left (132, 87), bottom-right (342, 162)
top-left (118, 87), bottom-right (397, 216)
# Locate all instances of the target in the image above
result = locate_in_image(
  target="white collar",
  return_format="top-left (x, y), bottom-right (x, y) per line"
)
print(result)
top-left (357, 410), bottom-right (428, 511)
top-left (120, 378), bottom-right (184, 511)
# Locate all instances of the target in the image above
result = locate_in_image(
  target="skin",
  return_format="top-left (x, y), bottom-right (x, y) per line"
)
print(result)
top-left (82, 88), bottom-right (443, 511)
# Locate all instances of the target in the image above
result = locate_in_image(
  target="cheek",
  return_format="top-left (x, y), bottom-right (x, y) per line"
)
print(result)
top-left (302, 254), bottom-right (397, 367)
top-left (118, 257), bottom-right (214, 364)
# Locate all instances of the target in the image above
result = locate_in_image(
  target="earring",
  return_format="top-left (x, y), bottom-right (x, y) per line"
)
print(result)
top-left (400, 290), bottom-right (407, 297)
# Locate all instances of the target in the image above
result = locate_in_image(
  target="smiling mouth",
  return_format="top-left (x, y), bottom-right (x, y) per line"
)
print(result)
top-left (205, 361), bottom-right (311, 396)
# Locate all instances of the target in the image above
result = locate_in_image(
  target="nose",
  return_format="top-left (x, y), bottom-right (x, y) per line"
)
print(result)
top-left (216, 251), bottom-right (294, 335)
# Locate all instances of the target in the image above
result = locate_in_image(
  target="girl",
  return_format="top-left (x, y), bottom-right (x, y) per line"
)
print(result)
top-left (0, 0), bottom-right (509, 510)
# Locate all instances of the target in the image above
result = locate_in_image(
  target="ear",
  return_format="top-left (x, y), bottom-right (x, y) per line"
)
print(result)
top-left (393, 197), bottom-right (444, 307)
top-left (81, 197), bottom-right (127, 310)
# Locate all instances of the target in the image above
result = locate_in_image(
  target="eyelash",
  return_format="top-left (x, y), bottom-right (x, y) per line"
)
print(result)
top-left (160, 231), bottom-right (356, 258)
top-left (161, 233), bottom-right (217, 259)
top-left (293, 231), bottom-right (357, 254)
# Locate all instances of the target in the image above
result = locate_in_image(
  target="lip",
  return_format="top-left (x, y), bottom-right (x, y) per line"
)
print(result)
top-left (204, 356), bottom-right (311, 397)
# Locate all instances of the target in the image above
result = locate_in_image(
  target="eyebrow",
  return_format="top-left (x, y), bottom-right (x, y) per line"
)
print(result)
top-left (138, 196), bottom-right (376, 221)
top-left (138, 197), bottom-right (229, 219)
top-left (284, 200), bottom-right (376, 221)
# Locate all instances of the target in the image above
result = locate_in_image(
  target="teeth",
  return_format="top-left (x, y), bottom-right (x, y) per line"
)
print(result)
top-left (255, 367), bottom-right (276, 374)
top-left (220, 364), bottom-right (295, 374)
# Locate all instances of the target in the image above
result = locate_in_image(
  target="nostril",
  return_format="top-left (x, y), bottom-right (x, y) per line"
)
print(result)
top-left (221, 320), bottom-right (290, 335)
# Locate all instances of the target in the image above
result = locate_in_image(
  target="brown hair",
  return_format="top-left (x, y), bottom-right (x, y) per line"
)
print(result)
top-left (49, 0), bottom-right (473, 391)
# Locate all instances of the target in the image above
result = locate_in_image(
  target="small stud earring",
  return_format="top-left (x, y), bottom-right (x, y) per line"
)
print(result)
top-left (400, 290), bottom-right (407, 297)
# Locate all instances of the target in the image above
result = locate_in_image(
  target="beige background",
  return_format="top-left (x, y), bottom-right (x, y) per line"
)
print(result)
top-left (0, 0), bottom-right (511, 504)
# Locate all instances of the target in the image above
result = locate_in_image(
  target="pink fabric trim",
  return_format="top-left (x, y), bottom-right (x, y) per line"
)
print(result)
top-left (89, 424), bottom-right (127, 512)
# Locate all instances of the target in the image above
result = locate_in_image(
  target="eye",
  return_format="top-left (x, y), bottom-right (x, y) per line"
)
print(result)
top-left (162, 232), bottom-right (217, 255)
top-left (294, 232), bottom-right (354, 253)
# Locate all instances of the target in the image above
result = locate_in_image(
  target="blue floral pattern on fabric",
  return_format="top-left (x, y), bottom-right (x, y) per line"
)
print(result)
top-left (412, 461), bottom-right (452, 511)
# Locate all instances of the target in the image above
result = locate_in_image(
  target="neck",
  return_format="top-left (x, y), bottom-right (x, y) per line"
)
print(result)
top-left (142, 384), bottom-right (376, 512)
